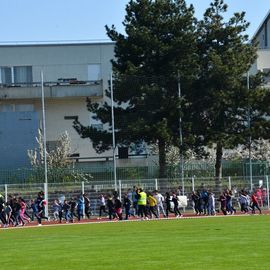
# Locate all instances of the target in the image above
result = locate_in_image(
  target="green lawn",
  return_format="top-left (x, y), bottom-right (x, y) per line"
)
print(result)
top-left (1, 216), bottom-right (270, 270)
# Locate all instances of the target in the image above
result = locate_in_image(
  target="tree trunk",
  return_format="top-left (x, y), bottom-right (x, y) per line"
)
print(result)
top-left (158, 139), bottom-right (166, 179)
top-left (215, 142), bottom-right (223, 193)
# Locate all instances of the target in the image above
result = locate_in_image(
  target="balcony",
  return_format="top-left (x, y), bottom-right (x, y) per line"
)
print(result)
top-left (0, 79), bottom-right (103, 100)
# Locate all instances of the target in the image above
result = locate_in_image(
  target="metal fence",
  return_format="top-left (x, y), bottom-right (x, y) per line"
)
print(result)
top-left (0, 161), bottom-right (269, 185)
top-left (0, 175), bottom-right (269, 218)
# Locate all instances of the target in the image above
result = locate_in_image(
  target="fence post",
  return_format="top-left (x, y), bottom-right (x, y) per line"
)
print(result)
top-left (182, 177), bottom-right (185, 196)
top-left (228, 176), bottom-right (231, 190)
top-left (82, 181), bottom-right (85, 218)
top-left (266, 175), bottom-right (269, 210)
top-left (118, 180), bottom-right (122, 200)
top-left (44, 182), bottom-right (48, 217)
top-left (192, 177), bottom-right (195, 192)
top-left (4, 184), bottom-right (8, 202)
top-left (155, 178), bottom-right (158, 191)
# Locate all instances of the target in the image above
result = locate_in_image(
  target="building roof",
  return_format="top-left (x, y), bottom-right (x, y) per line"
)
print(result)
top-left (252, 10), bottom-right (270, 41)
top-left (0, 40), bottom-right (115, 48)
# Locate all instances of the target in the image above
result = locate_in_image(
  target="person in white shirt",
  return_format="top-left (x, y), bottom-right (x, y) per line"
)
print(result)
top-left (154, 190), bottom-right (166, 218)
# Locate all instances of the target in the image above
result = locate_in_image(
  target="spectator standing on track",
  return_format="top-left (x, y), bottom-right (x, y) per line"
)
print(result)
top-left (137, 188), bottom-right (148, 220)
top-left (251, 193), bottom-right (262, 214)
top-left (154, 190), bottom-right (166, 218)
top-left (98, 194), bottom-right (107, 219)
top-left (171, 193), bottom-right (182, 218)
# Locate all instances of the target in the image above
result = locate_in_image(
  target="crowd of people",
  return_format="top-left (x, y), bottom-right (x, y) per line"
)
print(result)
top-left (0, 191), bottom-right (48, 228)
top-left (191, 188), bottom-right (263, 216)
top-left (0, 185), bottom-right (265, 228)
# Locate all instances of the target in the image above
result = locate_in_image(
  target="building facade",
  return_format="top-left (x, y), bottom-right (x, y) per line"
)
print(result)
top-left (251, 10), bottom-right (270, 76)
top-left (0, 42), bottom-right (115, 168)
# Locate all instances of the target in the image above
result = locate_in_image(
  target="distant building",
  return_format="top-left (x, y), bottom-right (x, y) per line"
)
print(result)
top-left (250, 10), bottom-right (270, 77)
top-left (0, 42), bottom-right (155, 169)
top-left (0, 42), bottom-right (115, 168)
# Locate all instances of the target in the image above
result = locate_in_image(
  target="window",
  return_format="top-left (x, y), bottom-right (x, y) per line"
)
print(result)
top-left (14, 66), bottom-right (32, 84)
top-left (0, 66), bottom-right (32, 85)
top-left (88, 64), bottom-right (101, 81)
top-left (0, 67), bottom-right (12, 84)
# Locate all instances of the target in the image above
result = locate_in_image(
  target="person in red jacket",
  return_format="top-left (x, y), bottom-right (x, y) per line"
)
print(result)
top-left (251, 193), bottom-right (262, 214)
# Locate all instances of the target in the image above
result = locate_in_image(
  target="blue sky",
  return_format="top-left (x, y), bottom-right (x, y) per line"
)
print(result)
top-left (0, 0), bottom-right (268, 43)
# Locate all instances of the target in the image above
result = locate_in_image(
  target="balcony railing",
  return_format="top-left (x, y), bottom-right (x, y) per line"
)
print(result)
top-left (0, 79), bottom-right (103, 99)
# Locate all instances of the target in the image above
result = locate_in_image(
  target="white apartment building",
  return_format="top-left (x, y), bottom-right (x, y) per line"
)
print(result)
top-left (251, 10), bottom-right (270, 77)
top-left (0, 42), bottom-right (115, 168)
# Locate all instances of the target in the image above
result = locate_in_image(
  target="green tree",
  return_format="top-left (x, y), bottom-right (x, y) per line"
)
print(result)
top-left (74, 0), bottom-right (198, 177)
top-left (185, 0), bottom-right (266, 187)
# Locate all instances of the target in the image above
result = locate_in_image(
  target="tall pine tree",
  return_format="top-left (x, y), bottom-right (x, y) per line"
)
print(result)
top-left (186, 0), bottom-right (259, 187)
top-left (74, 0), bottom-right (198, 178)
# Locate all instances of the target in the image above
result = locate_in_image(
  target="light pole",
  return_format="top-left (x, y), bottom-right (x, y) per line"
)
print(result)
top-left (110, 72), bottom-right (117, 191)
top-left (178, 72), bottom-right (184, 195)
top-left (41, 71), bottom-right (48, 216)
top-left (247, 71), bottom-right (253, 191)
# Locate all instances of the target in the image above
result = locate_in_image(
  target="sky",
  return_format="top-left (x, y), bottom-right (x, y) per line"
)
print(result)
top-left (0, 0), bottom-right (269, 43)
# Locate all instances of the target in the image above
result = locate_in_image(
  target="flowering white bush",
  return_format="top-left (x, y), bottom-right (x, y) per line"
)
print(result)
top-left (27, 130), bottom-right (72, 168)
top-left (148, 138), bottom-right (270, 166)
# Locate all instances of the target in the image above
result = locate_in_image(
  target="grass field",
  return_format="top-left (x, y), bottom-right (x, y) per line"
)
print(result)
top-left (1, 215), bottom-right (270, 270)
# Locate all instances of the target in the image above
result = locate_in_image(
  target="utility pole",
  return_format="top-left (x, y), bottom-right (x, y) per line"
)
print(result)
top-left (41, 71), bottom-right (48, 216)
top-left (110, 73), bottom-right (117, 191)
top-left (178, 72), bottom-right (184, 195)
top-left (247, 71), bottom-right (253, 191)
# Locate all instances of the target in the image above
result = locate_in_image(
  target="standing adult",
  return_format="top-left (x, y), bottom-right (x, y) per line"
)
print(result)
top-left (137, 188), bottom-right (148, 220)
